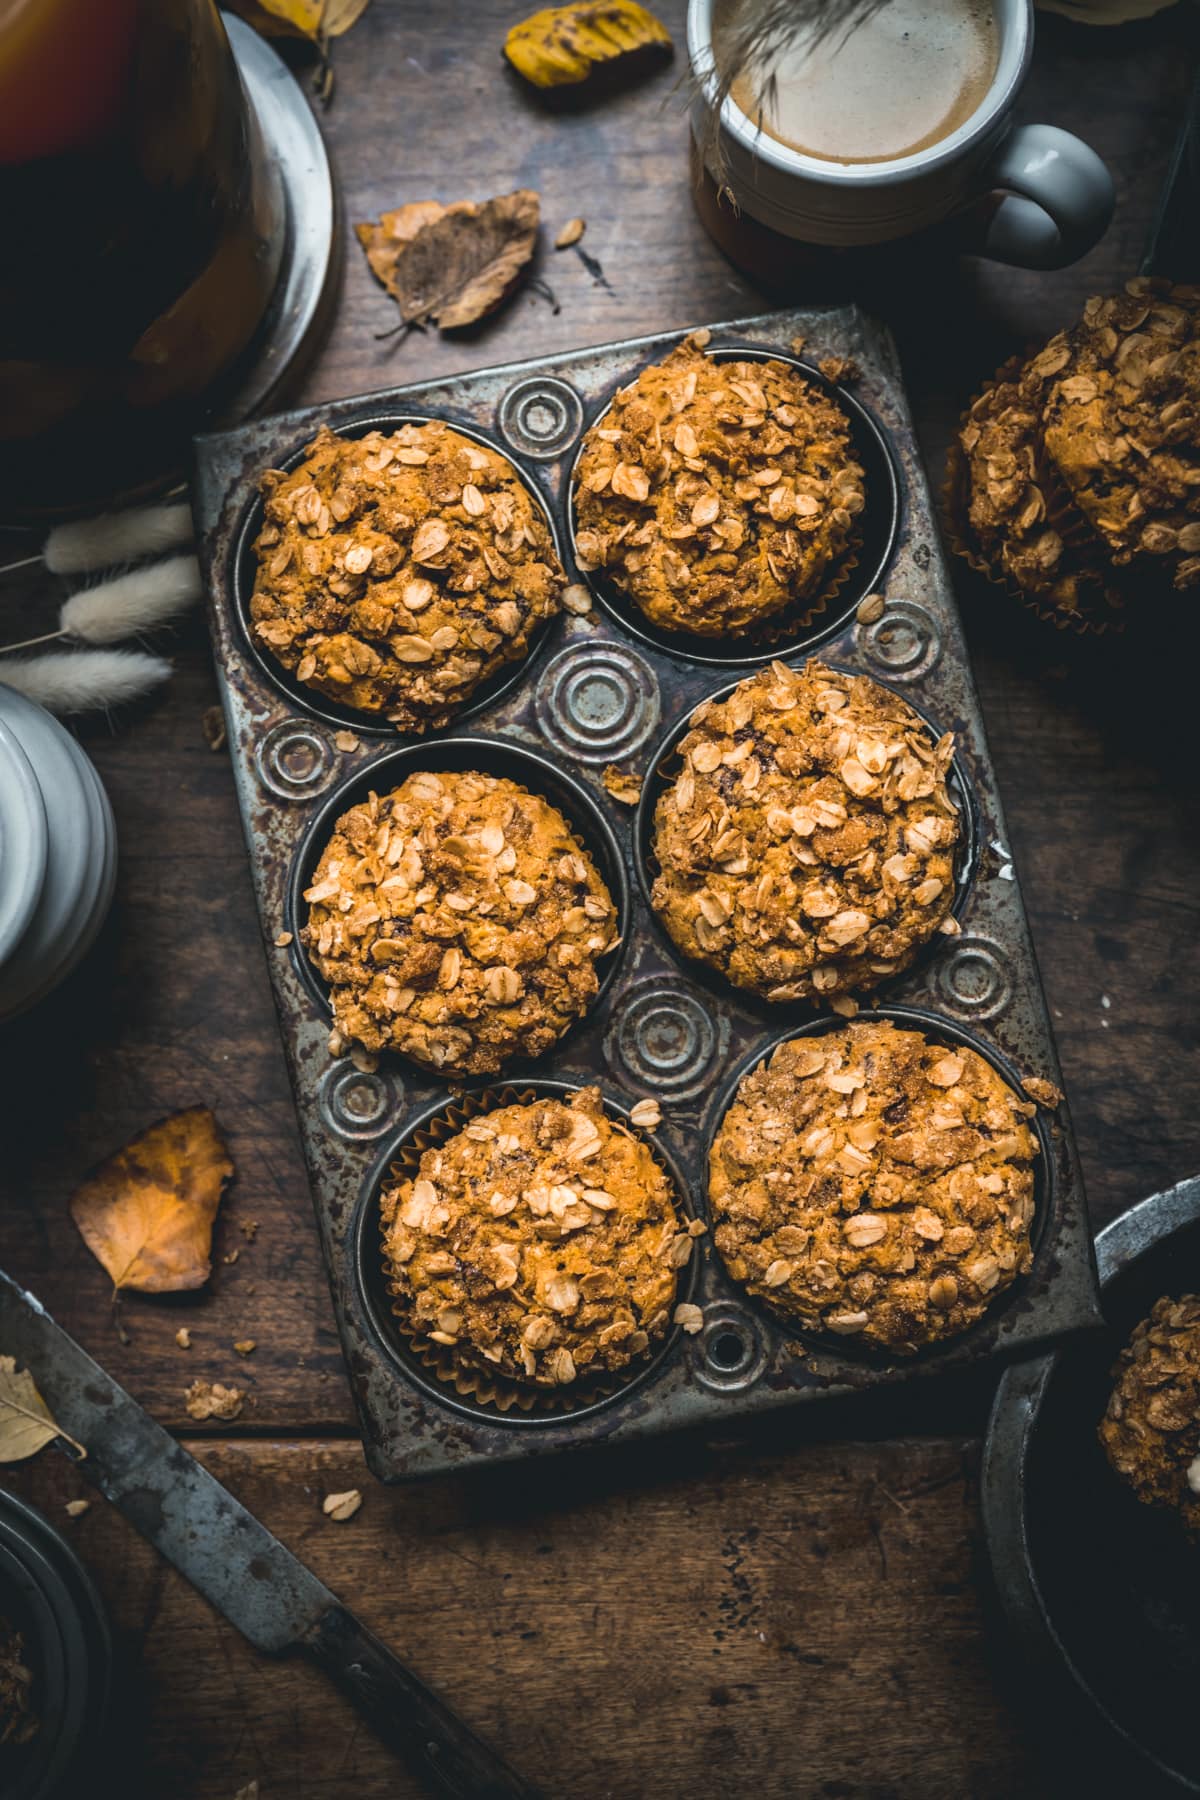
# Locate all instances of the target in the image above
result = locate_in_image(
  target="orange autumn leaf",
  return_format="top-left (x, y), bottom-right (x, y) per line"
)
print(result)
top-left (69, 1109), bottom-right (234, 1294)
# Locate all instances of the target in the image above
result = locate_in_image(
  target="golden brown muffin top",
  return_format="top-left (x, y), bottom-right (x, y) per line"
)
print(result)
top-left (380, 1087), bottom-right (690, 1386)
top-left (650, 660), bottom-right (961, 1002)
top-left (573, 340), bottom-right (865, 637)
top-left (709, 1022), bottom-right (1039, 1354)
top-left (1099, 1294), bottom-right (1200, 1536)
top-left (250, 422), bottom-right (564, 730)
top-left (1041, 278), bottom-right (1200, 593)
top-left (302, 769), bottom-right (617, 1077)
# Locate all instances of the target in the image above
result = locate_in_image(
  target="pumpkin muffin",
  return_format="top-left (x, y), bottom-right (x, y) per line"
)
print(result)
top-left (1099, 1294), bottom-right (1200, 1537)
top-left (572, 339), bottom-right (865, 637)
top-left (950, 278), bottom-right (1200, 627)
top-left (380, 1087), bottom-right (690, 1387)
top-left (649, 660), bottom-right (961, 1003)
top-left (250, 422), bottom-right (565, 730)
top-left (302, 769), bottom-right (618, 1076)
top-left (708, 1022), bottom-right (1039, 1354)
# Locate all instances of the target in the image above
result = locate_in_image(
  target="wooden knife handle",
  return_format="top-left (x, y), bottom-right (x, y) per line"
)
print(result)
top-left (305, 1603), bottom-right (541, 1799)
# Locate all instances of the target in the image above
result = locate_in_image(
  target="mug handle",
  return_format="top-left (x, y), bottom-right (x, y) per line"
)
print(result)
top-left (968, 123), bottom-right (1115, 269)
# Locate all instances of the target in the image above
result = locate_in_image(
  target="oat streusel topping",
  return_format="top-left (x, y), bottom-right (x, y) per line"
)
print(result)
top-left (953, 279), bottom-right (1200, 618)
top-left (302, 770), bottom-right (617, 1077)
top-left (650, 660), bottom-right (961, 1002)
top-left (250, 423), bottom-right (565, 729)
top-left (708, 1022), bottom-right (1038, 1354)
top-left (1041, 279), bottom-right (1200, 593)
top-left (380, 1087), bottom-right (688, 1386)
top-left (573, 341), bottom-right (866, 637)
top-left (1099, 1294), bottom-right (1200, 1536)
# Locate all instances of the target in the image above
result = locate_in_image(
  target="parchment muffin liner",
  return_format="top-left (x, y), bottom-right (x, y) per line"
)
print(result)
top-left (941, 356), bottom-right (1127, 638)
top-left (364, 1081), bottom-right (698, 1421)
top-left (632, 663), bottom-right (980, 1008)
top-left (567, 346), bottom-right (897, 668)
top-left (230, 409), bottom-right (567, 737)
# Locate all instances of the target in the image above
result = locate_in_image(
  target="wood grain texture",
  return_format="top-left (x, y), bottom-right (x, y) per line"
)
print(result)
top-left (0, 3), bottom-right (1196, 1791)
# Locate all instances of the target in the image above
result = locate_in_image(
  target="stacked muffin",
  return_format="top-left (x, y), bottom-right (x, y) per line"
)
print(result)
top-left (573, 337), bottom-right (865, 638)
top-left (949, 278), bottom-right (1200, 630)
top-left (1099, 1295), bottom-right (1200, 1536)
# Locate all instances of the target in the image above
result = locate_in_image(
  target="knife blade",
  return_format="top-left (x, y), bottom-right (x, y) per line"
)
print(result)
top-left (0, 1270), bottom-right (538, 1800)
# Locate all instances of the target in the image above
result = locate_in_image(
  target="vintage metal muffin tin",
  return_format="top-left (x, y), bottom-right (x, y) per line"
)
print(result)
top-left (193, 305), bottom-right (1100, 1482)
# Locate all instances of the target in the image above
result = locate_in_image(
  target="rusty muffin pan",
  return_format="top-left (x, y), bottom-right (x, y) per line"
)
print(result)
top-left (193, 304), bottom-right (1101, 1483)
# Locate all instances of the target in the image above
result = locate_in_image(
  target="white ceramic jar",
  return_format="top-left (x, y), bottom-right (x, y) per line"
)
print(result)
top-left (0, 684), bottom-right (117, 1020)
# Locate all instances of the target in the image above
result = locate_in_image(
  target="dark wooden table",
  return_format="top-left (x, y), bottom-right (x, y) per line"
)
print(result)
top-left (2, 5), bottom-right (1198, 1794)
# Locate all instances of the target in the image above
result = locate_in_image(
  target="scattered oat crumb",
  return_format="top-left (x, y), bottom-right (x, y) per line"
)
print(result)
top-left (202, 705), bottom-right (226, 753)
top-left (239, 1219), bottom-right (260, 1242)
top-left (602, 764), bottom-right (642, 805)
top-left (819, 354), bottom-right (859, 384)
top-left (274, 930), bottom-right (293, 948)
top-left (175, 1328), bottom-right (191, 1350)
top-left (235, 1784), bottom-right (260, 1800)
top-left (789, 333), bottom-right (807, 356)
top-left (350, 1045), bottom-right (380, 1074)
top-left (629, 1097), bottom-right (661, 1131)
top-left (233, 1339), bottom-right (257, 1356)
top-left (1022, 1076), bottom-right (1062, 1109)
top-left (334, 729), bottom-right (361, 753)
top-left (938, 916), bottom-right (962, 936)
top-left (65, 1499), bottom-right (90, 1519)
top-left (185, 1380), bottom-right (245, 1422)
top-left (328, 1026), bottom-right (349, 1058)
top-left (829, 994), bottom-right (859, 1018)
top-left (322, 1488), bottom-right (363, 1522)
top-left (856, 591), bottom-right (886, 625)
top-left (687, 1217), bottom-right (708, 1238)
top-left (688, 327), bottom-right (712, 350)
top-left (1101, 994), bottom-right (1111, 1009)
top-left (673, 1302), bottom-right (704, 1334)
top-left (224, 1248), bottom-right (240, 1266)
top-left (555, 217), bottom-right (586, 249)
top-left (562, 582), bottom-right (592, 616)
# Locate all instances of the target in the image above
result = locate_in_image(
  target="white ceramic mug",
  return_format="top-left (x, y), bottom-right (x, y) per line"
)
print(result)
top-left (687, 0), bottom-right (1115, 267)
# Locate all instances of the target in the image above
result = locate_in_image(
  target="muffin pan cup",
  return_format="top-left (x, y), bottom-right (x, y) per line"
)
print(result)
top-left (193, 304), bottom-right (1100, 1483)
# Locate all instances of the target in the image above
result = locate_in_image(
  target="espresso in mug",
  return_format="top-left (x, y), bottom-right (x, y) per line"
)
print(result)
top-left (717, 0), bottom-right (1000, 166)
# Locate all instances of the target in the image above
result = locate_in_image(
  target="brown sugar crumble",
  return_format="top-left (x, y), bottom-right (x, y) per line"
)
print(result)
top-left (303, 769), bottom-right (618, 1077)
top-left (184, 1380), bottom-right (245, 1422)
top-left (380, 1087), bottom-right (689, 1387)
top-left (602, 764), bottom-right (643, 805)
top-left (249, 422), bottom-right (565, 729)
top-left (1099, 1295), bottom-right (1200, 1536)
top-left (708, 1021), bottom-right (1038, 1354)
top-left (573, 340), bottom-right (865, 637)
top-left (650, 660), bottom-right (961, 1003)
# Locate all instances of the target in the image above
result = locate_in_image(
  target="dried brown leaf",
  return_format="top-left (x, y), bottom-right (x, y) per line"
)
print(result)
top-left (0, 1357), bottom-right (85, 1463)
top-left (355, 190), bottom-right (540, 332)
top-left (69, 1108), bottom-right (234, 1294)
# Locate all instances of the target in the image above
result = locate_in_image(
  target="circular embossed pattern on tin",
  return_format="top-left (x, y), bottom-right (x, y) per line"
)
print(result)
top-left (704, 1005), bottom-right (1053, 1365)
top-left (634, 663), bottom-right (979, 1010)
top-left (534, 640), bottom-right (660, 765)
top-left (496, 375), bottom-right (586, 461)
top-left (605, 978), bottom-right (727, 1101)
top-left (352, 1079), bottom-right (700, 1425)
top-left (567, 345), bottom-right (899, 668)
top-left (286, 736), bottom-right (630, 1076)
top-left (230, 411), bottom-right (564, 737)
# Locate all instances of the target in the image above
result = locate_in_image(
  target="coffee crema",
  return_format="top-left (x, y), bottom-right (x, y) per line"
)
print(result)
top-left (717, 0), bottom-right (999, 167)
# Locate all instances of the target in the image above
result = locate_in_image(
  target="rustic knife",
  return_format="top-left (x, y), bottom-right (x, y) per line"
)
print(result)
top-left (0, 1270), bottom-right (538, 1800)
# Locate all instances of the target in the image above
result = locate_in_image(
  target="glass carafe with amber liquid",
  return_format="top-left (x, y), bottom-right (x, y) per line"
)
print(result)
top-left (0, 0), bottom-right (285, 514)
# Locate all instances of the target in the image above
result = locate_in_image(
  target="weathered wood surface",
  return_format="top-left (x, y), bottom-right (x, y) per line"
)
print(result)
top-left (0, 1), bottom-right (1197, 1792)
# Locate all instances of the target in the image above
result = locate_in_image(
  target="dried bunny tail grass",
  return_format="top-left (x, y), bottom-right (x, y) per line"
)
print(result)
top-left (0, 649), bottom-right (172, 715)
top-left (44, 500), bottom-right (194, 576)
top-left (59, 554), bottom-right (202, 646)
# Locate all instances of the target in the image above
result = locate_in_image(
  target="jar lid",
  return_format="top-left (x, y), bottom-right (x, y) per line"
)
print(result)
top-left (0, 709), bottom-right (48, 971)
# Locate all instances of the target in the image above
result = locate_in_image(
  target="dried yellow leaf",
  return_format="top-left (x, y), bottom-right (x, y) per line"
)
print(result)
top-left (224, 0), bottom-right (367, 42)
top-left (0, 1357), bottom-right (85, 1463)
top-left (505, 1), bottom-right (672, 88)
